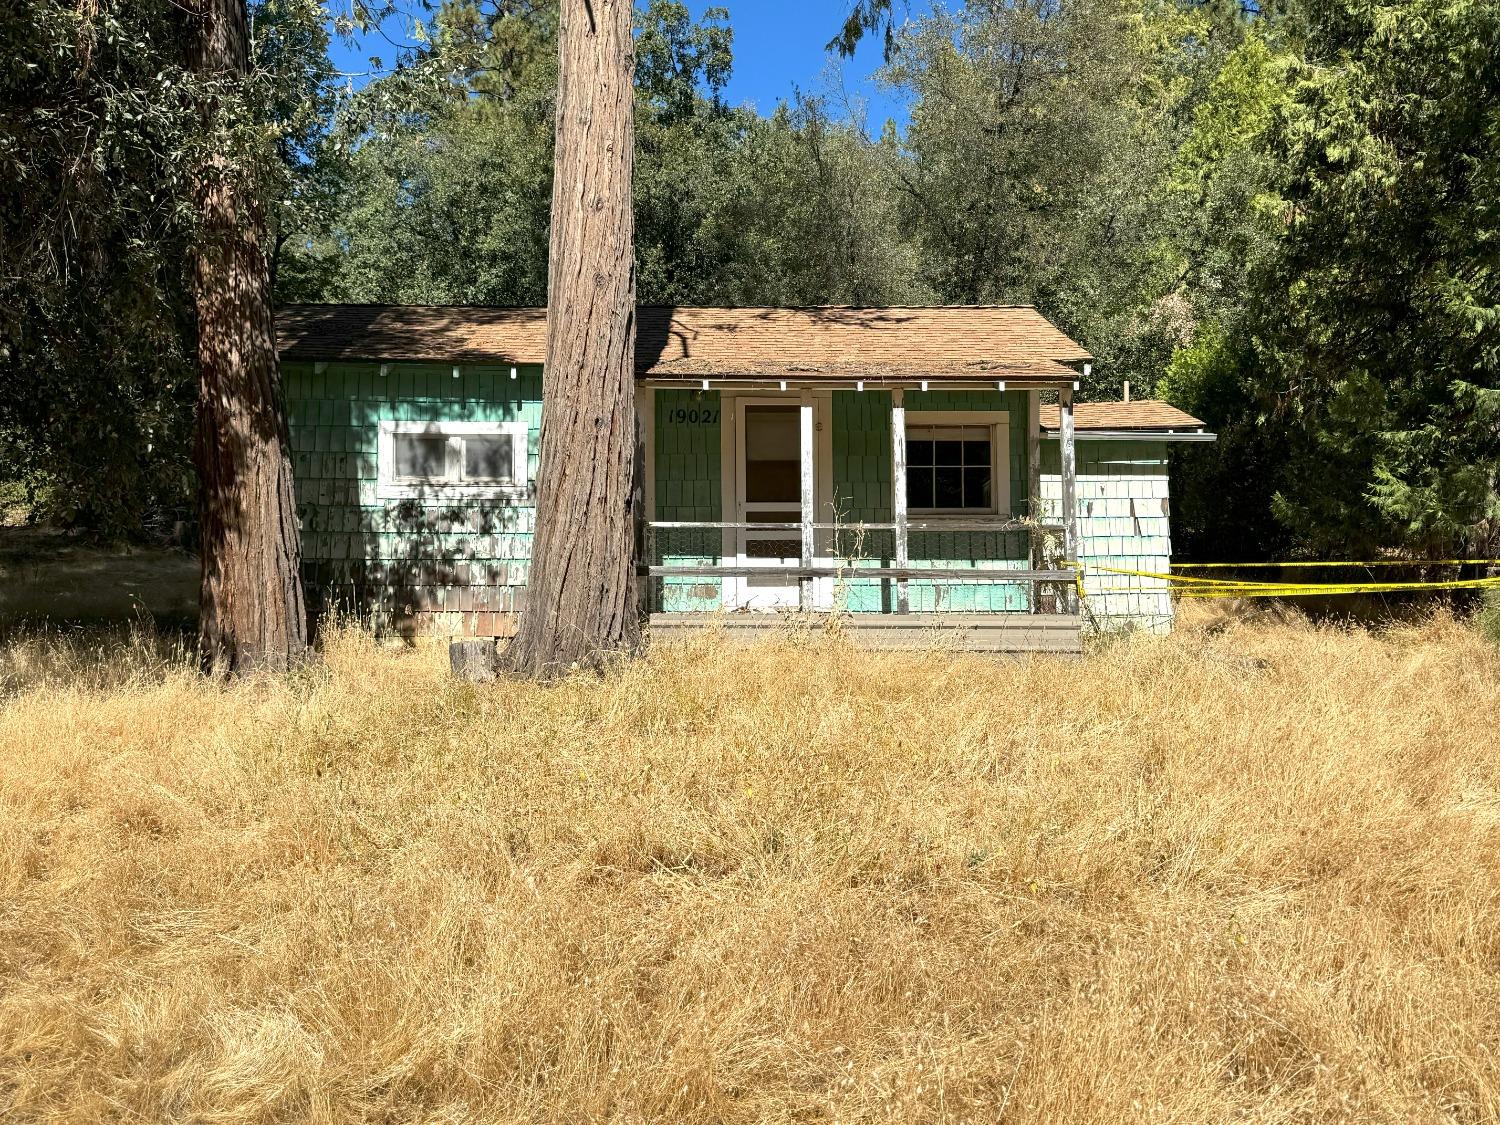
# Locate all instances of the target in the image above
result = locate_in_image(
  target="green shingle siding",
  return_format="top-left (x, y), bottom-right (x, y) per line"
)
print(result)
top-left (653, 389), bottom-right (722, 612)
top-left (284, 360), bottom-right (542, 633)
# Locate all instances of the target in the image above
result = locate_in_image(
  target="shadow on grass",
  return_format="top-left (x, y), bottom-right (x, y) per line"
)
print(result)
top-left (0, 526), bottom-right (198, 638)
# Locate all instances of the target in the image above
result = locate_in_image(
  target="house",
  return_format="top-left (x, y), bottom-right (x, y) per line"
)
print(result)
top-left (276, 305), bottom-right (1214, 652)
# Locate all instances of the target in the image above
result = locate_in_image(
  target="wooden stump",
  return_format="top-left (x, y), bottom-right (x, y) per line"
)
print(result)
top-left (449, 639), bottom-right (498, 682)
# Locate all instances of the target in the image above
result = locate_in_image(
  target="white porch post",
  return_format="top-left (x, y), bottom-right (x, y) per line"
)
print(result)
top-left (1059, 383), bottom-right (1079, 613)
top-left (891, 388), bottom-right (910, 614)
top-left (1027, 388), bottom-right (1042, 612)
top-left (800, 389), bottom-right (815, 612)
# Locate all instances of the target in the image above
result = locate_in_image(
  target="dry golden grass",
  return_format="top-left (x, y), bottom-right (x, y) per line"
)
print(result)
top-left (3, 608), bottom-right (1500, 1123)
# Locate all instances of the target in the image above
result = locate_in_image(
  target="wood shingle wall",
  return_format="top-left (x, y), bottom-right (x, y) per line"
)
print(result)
top-left (285, 361), bottom-right (542, 636)
top-left (1041, 440), bottom-right (1175, 633)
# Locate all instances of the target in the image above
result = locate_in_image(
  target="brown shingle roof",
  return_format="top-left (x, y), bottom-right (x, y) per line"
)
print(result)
top-left (276, 304), bottom-right (1090, 382)
top-left (1039, 401), bottom-right (1207, 432)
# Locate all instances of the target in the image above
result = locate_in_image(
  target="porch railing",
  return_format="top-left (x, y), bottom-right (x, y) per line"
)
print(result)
top-left (630, 382), bottom-right (1087, 617)
top-left (638, 518), bottom-right (1077, 616)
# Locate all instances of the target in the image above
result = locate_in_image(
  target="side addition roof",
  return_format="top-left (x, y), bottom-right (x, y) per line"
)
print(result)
top-left (276, 304), bottom-right (1091, 384)
top-left (1040, 400), bottom-right (1214, 442)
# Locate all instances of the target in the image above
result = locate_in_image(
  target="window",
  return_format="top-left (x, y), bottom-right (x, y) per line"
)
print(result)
top-left (392, 434), bottom-right (448, 482)
top-left (461, 434), bottom-right (516, 482)
top-left (378, 420), bottom-right (528, 499)
top-left (903, 411), bottom-right (1010, 515)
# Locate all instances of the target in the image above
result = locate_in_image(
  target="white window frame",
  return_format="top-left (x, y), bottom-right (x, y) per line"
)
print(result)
top-left (377, 419), bottom-right (530, 501)
top-left (904, 410), bottom-right (1011, 518)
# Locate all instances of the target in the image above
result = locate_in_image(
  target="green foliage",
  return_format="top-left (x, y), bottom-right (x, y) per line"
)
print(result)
top-left (876, 0), bottom-right (1226, 398)
top-left (280, 1), bottom-right (556, 304)
top-left (0, 0), bottom-right (199, 535)
top-left (1170, 28), bottom-right (1291, 328)
top-left (1160, 325), bottom-right (1292, 560)
top-left (1244, 0), bottom-right (1500, 558)
top-left (826, 0), bottom-right (899, 60)
top-left (253, 0), bottom-right (347, 295)
top-left (635, 1), bottom-right (731, 122)
top-left (1, 0), bottom-right (345, 536)
top-left (290, 0), bottom-right (921, 308)
top-left (714, 100), bottom-right (923, 306)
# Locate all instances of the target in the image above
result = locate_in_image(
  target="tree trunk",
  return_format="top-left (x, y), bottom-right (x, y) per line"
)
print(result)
top-left (501, 0), bottom-right (640, 679)
top-left (190, 0), bottom-right (309, 675)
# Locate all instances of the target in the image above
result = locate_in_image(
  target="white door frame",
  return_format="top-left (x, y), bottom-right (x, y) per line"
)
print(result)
top-left (720, 390), bottom-right (834, 610)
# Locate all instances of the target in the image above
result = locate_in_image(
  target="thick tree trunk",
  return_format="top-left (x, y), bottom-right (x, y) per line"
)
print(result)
top-left (190, 0), bottom-right (308, 675)
top-left (501, 0), bottom-right (640, 679)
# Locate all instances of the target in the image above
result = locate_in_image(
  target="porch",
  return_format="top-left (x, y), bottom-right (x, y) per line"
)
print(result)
top-left (634, 371), bottom-right (1086, 651)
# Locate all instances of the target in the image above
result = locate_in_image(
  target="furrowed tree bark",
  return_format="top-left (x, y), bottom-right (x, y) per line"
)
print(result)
top-left (501, 0), bottom-right (640, 679)
top-left (190, 0), bottom-right (308, 675)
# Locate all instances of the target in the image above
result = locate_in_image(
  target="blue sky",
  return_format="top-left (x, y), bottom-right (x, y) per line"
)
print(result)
top-left (325, 1), bottom-right (931, 132)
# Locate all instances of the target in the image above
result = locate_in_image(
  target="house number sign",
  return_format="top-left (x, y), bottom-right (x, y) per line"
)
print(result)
top-left (668, 407), bottom-right (720, 425)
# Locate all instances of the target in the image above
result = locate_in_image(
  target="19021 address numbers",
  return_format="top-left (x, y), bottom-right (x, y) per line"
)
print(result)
top-left (668, 407), bottom-right (720, 425)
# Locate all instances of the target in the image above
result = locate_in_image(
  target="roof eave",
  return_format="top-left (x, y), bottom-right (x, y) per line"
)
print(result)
top-left (1040, 428), bottom-right (1218, 442)
top-left (640, 372), bottom-right (1080, 387)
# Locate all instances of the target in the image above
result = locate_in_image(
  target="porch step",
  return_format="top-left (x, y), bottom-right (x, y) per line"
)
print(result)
top-left (646, 612), bottom-right (1082, 655)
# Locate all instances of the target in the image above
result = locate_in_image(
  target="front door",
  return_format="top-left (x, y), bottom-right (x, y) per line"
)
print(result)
top-left (735, 402), bottom-right (804, 610)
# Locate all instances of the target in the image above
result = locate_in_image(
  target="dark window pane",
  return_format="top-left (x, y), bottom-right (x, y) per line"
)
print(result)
top-left (744, 406), bottom-right (798, 459)
top-left (393, 434), bottom-right (446, 480)
top-left (934, 467), bottom-right (963, 508)
top-left (907, 467), bottom-right (934, 508)
top-left (934, 440), bottom-right (963, 465)
top-left (962, 440), bottom-right (990, 467)
top-left (463, 434), bottom-right (514, 481)
top-left (964, 467), bottom-right (992, 509)
top-left (745, 406), bottom-right (800, 503)
top-left (907, 440), bottom-right (934, 468)
top-left (746, 461), bottom-right (800, 502)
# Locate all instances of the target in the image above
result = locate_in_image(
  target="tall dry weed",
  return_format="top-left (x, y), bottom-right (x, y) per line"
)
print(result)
top-left (2, 612), bottom-right (1499, 1122)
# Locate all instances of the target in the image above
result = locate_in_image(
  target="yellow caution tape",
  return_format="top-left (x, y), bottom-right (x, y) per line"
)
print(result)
top-left (1173, 582), bottom-right (1500, 597)
top-left (1084, 561), bottom-right (1500, 599)
top-left (1174, 559), bottom-right (1498, 569)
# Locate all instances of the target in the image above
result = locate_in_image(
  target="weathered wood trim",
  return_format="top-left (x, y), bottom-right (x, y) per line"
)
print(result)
top-left (1059, 384), bottom-right (1079, 613)
top-left (891, 387), bottom-right (910, 614)
top-left (904, 410), bottom-right (1012, 517)
top-left (720, 391), bottom-right (737, 604)
top-left (639, 378), bottom-right (1079, 392)
top-left (815, 388), bottom-right (835, 609)
top-left (799, 390), bottom-right (815, 611)
top-left (1028, 388), bottom-right (1042, 612)
top-left (643, 565), bottom-right (1077, 581)
top-left (375, 419), bottom-right (530, 501)
top-left (1038, 429), bottom-right (1217, 442)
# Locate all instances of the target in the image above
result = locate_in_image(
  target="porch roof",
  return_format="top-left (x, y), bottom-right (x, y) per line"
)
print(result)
top-left (1039, 400), bottom-right (1210, 436)
top-left (276, 304), bottom-right (1090, 383)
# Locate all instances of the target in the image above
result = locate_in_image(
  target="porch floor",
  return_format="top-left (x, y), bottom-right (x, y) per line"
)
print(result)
top-left (647, 612), bottom-right (1082, 654)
